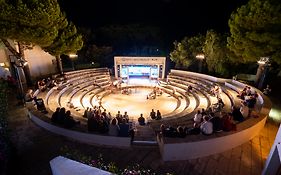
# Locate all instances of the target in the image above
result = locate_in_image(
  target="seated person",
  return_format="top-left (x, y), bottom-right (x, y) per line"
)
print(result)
top-left (156, 110), bottom-right (162, 120)
top-left (118, 118), bottom-right (130, 137)
top-left (187, 123), bottom-right (201, 135)
top-left (245, 95), bottom-right (256, 109)
top-left (51, 107), bottom-right (60, 124)
top-left (163, 126), bottom-right (178, 137)
top-left (97, 119), bottom-right (108, 134)
top-left (263, 85), bottom-right (271, 95)
top-left (240, 101), bottom-right (249, 118)
top-left (210, 115), bottom-right (223, 132)
top-left (46, 77), bottom-right (56, 89)
top-left (116, 111), bottom-right (123, 124)
top-left (150, 109), bottom-right (156, 120)
top-left (38, 80), bottom-right (46, 92)
top-left (64, 110), bottom-right (80, 128)
top-left (57, 107), bottom-right (66, 125)
top-left (24, 89), bottom-right (34, 102)
top-left (66, 101), bottom-right (74, 108)
top-left (211, 85), bottom-right (221, 98)
top-left (193, 110), bottom-right (202, 124)
top-left (212, 98), bottom-right (225, 112)
top-left (176, 126), bottom-right (186, 138)
top-left (138, 114), bottom-right (146, 126)
top-left (123, 111), bottom-right (129, 123)
top-left (185, 85), bottom-right (193, 95)
top-left (221, 112), bottom-right (236, 132)
top-left (34, 97), bottom-right (47, 113)
top-left (200, 116), bottom-right (213, 135)
top-left (230, 106), bottom-right (244, 122)
top-left (160, 124), bottom-right (166, 135)
top-left (108, 118), bottom-right (120, 136)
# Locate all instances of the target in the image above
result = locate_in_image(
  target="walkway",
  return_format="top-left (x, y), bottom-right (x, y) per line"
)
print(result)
top-left (6, 93), bottom-right (280, 175)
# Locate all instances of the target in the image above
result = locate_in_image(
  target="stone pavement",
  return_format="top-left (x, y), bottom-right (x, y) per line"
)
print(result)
top-left (6, 93), bottom-right (280, 175)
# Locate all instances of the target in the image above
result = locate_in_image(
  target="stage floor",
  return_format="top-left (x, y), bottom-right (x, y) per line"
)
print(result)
top-left (101, 87), bottom-right (177, 121)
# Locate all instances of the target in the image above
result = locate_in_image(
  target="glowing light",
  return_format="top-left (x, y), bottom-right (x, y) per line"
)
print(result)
top-left (69, 54), bottom-right (78, 58)
top-left (269, 108), bottom-right (281, 122)
top-left (0, 63), bottom-right (5, 66)
top-left (258, 57), bottom-right (270, 65)
top-left (196, 54), bottom-right (205, 59)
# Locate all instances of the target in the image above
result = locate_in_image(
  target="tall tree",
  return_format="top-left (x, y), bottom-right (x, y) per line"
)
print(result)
top-left (43, 22), bottom-right (83, 74)
top-left (170, 34), bottom-right (205, 69)
top-left (0, 0), bottom-right (67, 84)
top-left (0, 0), bottom-right (66, 49)
top-left (203, 30), bottom-right (233, 77)
top-left (228, 0), bottom-right (281, 63)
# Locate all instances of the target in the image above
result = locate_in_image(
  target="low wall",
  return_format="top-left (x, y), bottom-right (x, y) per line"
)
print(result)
top-left (158, 115), bottom-right (267, 161)
top-left (28, 111), bottom-right (131, 148)
top-left (50, 156), bottom-right (111, 175)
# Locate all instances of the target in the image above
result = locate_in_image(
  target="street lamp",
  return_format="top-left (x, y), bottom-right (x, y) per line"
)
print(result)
top-left (256, 57), bottom-right (270, 89)
top-left (69, 54), bottom-right (78, 70)
top-left (196, 54), bottom-right (205, 73)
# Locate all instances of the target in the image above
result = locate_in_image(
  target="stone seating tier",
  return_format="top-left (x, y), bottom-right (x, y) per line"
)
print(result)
top-left (28, 69), bottom-right (271, 161)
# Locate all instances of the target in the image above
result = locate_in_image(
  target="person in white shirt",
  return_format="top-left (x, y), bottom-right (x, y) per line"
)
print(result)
top-left (240, 101), bottom-right (249, 118)
top-left (193, 110), bottom-right (202, 124)
top-left (200, 116), bottom-right (213, 135)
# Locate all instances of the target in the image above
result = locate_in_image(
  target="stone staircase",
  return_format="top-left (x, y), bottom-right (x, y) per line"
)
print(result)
top-left (132, 124), bottom-right (158, 146)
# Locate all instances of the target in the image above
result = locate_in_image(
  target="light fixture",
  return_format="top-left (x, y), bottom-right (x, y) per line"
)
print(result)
top-left (69, 54), bottom-right (78, 58)
top-left (196, 54), bottom-right (205, 59)
top-left (257, 57), bottom-right (270, 65)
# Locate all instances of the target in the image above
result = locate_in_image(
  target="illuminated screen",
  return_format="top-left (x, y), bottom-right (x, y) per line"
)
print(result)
top-left (128, 65), bottom-right (150, 76)
top-left (121, 65), bottom-right (159, 77)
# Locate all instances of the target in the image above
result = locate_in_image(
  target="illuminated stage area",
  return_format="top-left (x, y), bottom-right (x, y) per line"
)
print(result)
top-left (102, 87), bottom-right (178, 121)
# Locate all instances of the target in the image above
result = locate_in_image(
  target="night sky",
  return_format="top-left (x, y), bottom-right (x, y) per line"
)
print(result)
top-left (59, 0), bottom-right (249, 40)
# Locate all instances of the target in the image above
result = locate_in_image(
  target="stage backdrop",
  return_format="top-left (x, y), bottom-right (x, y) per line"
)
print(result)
top-left (114, 56), bottom-right (166, 79)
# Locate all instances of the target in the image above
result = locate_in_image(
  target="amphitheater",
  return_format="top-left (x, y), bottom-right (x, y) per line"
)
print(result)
top-left (27, 67), bottom-right (272, 161)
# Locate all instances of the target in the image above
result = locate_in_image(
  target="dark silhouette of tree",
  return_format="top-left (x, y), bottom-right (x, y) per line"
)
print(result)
top-left (170, 34), bottom-right (205, 69)
top-left (228, 0), bottom-right (281, 63)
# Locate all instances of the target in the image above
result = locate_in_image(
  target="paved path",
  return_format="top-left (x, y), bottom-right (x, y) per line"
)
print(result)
top-left (6, 93), bottom-right (280, 175)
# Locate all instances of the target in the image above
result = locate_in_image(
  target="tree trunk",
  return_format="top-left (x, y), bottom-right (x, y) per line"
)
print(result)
top-left (18, 42), bottom-right (33, 87)
top-left (56, 55), bottom-right (63, 75)
top-left (1, 39), bottom-right (22, 59)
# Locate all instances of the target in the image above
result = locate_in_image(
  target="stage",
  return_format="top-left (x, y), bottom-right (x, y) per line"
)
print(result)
top-left (101, 87), bottom-right (178, 121)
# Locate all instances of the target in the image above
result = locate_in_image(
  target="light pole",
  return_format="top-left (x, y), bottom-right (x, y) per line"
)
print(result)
top-left (196, 54), bottom-right (205, 73)
top-left (69, 54), bottom-right (78, 71)
top-left (256, 57), bottom-right (270, 89)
